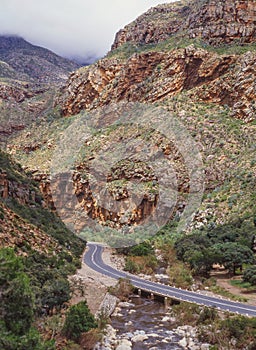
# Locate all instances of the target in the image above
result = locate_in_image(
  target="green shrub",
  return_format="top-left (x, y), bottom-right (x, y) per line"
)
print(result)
top-left (124, 258), bottom-right (139, 273)
top-left (41, 278), bottom-right (71, 314)
top-left (0, 326), bottom-right (55, 350)
top-left (129, 241), bottom-right (154, 256)
top-left (243, 266), bottom-right (256, 286)
top-left (0, 248), bottom-right (55, 350)
top-left (197, 307), bottom-right (218, 325)
top-left (62, 301), bottom-right (97, 342)
top-left (0, 248), bottom-right (34, 335)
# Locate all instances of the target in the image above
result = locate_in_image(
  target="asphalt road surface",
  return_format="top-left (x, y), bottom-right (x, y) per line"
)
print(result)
top-left (84, 243), bottom-right (256, 317)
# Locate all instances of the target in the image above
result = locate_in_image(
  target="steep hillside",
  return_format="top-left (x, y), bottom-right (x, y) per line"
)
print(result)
top-left (4, 0), bottom-right (256, 242)
top-left (57, 0), bottom-right (256, 121)
top-left (0, 150), bottom-right (85, 257)
top-left (112, 0), bottom-right (256, 49)
top-left (0, 35), bottom-right (79, 84)
top-left (0, 150), bottom-right (87, 349)
top-left (58, 47), bottom-right (256, 122)
top-left (0, 36), bottom-right (80, 148)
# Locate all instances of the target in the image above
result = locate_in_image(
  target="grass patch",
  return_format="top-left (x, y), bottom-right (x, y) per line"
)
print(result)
top-left (230, 279), bottom-right (256, 292)
top-left (209, 284), bottom-right (248, 303)
top-left (107, 35), bottom-right (256, 61)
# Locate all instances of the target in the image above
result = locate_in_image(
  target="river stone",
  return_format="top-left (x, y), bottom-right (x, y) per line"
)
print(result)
top-left (115, 338), bottom-right (132, 350)
top-left (147, 333), bottom-right (160, 337)
top-left (178, 337), bottom-right (188, 347)
top-left (128, 309), bottom-right (136, 314)
top-left (124, 332), bottom-right (133, 339)
top-left (201, 344), bottom-right (210, 350)
top-left (105, 325), bottom-right (116, 339)
top-left (118, 302), bottom-right (135, 308)
top-left (112, 306), bottom-right (122, 316)
top-left (115, 345), bottom-right (131, 350)
top-left (131, 334), bottom-right (149, 342)
top-left (96, 293), bottom-right (118, 319)
top-left (161, 316), bottom-right (171, 322)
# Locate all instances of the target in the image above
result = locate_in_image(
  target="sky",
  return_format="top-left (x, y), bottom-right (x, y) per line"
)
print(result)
top-left (0, 0), bottom-right (176, 62)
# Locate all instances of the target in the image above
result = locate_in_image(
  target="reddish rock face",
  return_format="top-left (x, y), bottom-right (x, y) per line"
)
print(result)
top-left (0, 169), bottom-right (35, 205)
top-left (112, 0), bottom-right (256, 49)
top-left (58, 46), bottom-right (256, 122)
top-left (57, 0), bottom-right (256, 122)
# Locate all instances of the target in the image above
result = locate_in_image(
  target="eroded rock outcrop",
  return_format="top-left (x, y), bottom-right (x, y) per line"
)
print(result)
top-left (0, 169), bottom-right (36, 205)
top-left (112, 0), bottom-right (256, 49)
top-left (58, 46), bottom-right (255, 121)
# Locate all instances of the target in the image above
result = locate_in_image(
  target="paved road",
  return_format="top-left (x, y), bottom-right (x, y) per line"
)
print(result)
top-left (84, 243), bottom-right (256, 317)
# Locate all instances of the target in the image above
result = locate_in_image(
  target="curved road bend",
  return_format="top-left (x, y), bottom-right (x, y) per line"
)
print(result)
top-left (84, 243), bottom-right (256, 317)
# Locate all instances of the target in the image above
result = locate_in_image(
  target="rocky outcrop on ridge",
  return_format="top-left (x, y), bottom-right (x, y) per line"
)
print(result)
top-left (58, 46), bottom-right (256, 122)
top-left (112, 0), bottom-right (256, 49)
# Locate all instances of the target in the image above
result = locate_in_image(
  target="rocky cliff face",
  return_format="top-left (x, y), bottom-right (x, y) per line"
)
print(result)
top-left (112, 0), bottom-right (256, 49)
top-left (0, 151), bottom-right (84, 256)
top-left (4, 0), bottom-right (256, 235)
top-left (57, 1), bottom-right (256, 122)
top-left (0, 36), bottom-right (81, 147)
top-left (58, 46), bottom-right (255, 122)
top-left (0, 169), bottom-right (36, 204)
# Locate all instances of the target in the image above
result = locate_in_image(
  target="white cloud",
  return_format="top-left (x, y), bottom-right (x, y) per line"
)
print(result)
top-left (0, 0), bottom-right (176, 60)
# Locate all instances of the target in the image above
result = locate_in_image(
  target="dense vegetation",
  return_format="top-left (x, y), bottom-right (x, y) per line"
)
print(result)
top-left (0, 248), bottom-right (55, 350)
top-left (62, 301), bottom-right (97, 342)
top-left (174, 218), bottom-right (256, 277)
top-left (0, 151), bottom-right (87, 349)
top-left (123, 215), bottom-right (256, 289)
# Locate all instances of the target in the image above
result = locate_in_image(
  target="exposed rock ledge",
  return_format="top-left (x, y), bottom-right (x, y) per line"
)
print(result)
top-left (58, 47), bottom-right (256, 122)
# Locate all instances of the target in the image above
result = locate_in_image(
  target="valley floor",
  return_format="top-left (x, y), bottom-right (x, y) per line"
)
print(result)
top-left (70, 246), bottom-right (124, 314)
top-left (213, 273), bottom-right (256, 306)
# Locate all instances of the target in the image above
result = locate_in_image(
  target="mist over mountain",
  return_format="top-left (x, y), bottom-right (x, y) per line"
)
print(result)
top-left (0, 35), bottom-right (80, 83)
top-left (0, 0), bottom-right (176, 59)
top-left (1, 1), bottom-right (256, 349)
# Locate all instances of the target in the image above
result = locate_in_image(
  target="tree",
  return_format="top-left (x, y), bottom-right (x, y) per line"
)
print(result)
top-left (129, 241), bottom-right (154, 256)
top-left (184, 248), bottom-right (215, 277)
top-left (62, 301), bottom-right (97, 342)
top-left (0, 248), bottom-right (53, 350)
top-left (3, 272), bottom-right (34, 335)
top-left (243, 266), bottom-right (256, 286)
top-left (174, 233), bottom-right (211, 261)
top-left (211, 243), bottom-right (254, 275)
top-left (0, 248), bottom-right (34, 335)
top-left (0, 325), bottom-right (55, 350)
top-left (41, 278), bottom-right (71, 314)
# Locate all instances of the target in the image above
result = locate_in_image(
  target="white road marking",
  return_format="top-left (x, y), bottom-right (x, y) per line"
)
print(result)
top-left (86, 243), bottom-right (256, 316)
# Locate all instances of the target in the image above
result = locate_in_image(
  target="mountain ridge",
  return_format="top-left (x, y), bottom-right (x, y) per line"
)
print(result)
top-left (0, 1), bottom-right (256, 348)
top-left (112, 0), bottom-right (256, 50)
top-left (0, 35), bottom-right (80, 84)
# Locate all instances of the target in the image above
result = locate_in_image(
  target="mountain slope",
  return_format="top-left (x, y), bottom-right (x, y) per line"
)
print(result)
top-left (112, 0), bottom-right (256, 49)
top-left (0, 35), bottom-right (79, 84)
top-left (0, 150), bottom-right (85, 257)
top-left (4, 0), bottom-right (256, 239)
top-left (57, 46), bottom-right (256, 122)
top-left (0, 36), bottom-right (81, 148)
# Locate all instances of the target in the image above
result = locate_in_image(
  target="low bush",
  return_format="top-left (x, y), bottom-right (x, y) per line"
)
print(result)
top-left (62, 301), bottom-right (97, 342)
